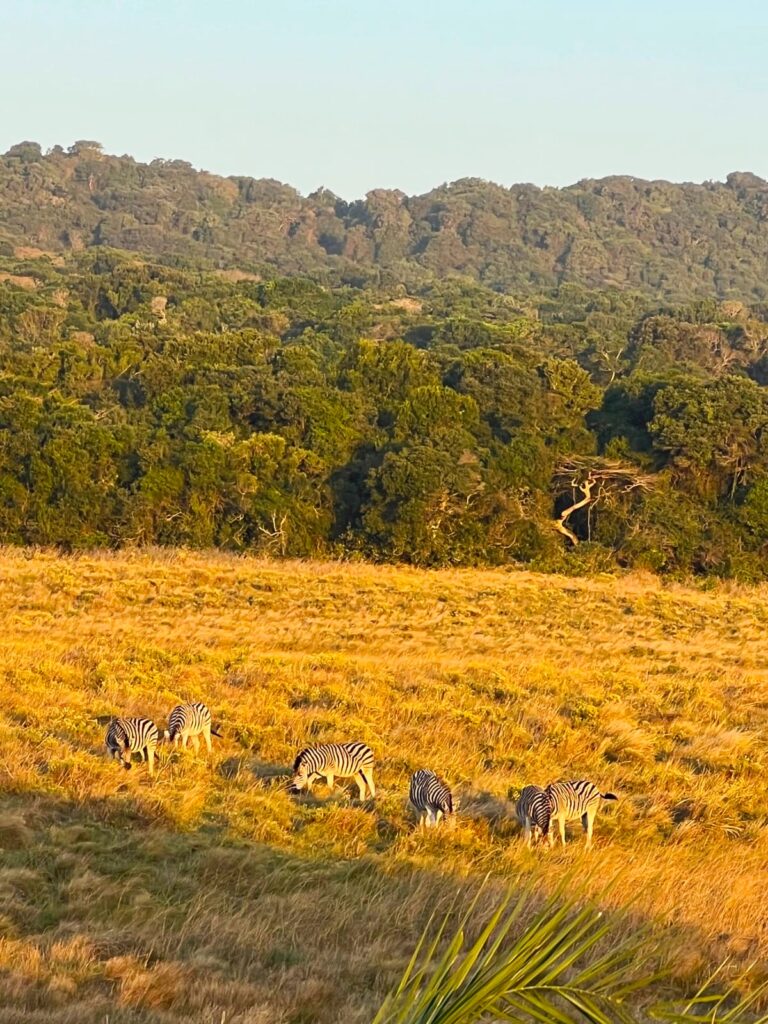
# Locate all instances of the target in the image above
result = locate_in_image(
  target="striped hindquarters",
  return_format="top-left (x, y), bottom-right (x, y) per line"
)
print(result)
top-left (167, 702), bottom-right (211, 741)
top-left (516, 785), bottom-right (551, 842)
top-left (409, 769), bottom-right (454, 822)
top-left (106, 717), bottom-right (159, 771)
top-left (546, 780), bottom-right (616, 821)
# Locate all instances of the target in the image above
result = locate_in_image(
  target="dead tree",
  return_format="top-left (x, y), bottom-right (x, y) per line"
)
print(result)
top-left (552, 458), bottom-right (654, 546)
top-left (258, 512), bottom-right (288, 556)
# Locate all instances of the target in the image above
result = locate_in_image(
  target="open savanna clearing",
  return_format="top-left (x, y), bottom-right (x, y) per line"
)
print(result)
top-left (0, 549), bottom-right (767, 1023)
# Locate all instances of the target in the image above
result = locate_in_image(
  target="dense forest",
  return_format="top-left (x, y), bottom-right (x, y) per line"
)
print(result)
top-left (3, 141), bottom-right (768, 300)
top-left (3, 229), bottom-right (768, 577)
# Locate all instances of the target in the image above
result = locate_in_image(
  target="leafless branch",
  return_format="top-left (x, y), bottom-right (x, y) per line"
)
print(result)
top-left (552, 458), bottom-right (654, 545)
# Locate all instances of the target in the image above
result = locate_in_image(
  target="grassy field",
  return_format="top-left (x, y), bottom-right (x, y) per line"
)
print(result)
top-left (0, 549), bottom-right (766, 1023)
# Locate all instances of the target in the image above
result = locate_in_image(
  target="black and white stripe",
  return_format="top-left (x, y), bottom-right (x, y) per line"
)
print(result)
top-left (291, 742), bottom-right (375, 799)
top-left (545, 780), bottom-right (618, 848)
top-left (106, 717), bottom-right (160, 776)
top-left (516, 785), bottom-right (551, 847)
top-left (409, 769), bottom-right (455, 828)
top-left (165, 702), bottom-right (219, 752)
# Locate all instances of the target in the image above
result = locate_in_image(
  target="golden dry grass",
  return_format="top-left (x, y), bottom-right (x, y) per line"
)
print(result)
top-left (0, 549), bottom-right (767, 1022)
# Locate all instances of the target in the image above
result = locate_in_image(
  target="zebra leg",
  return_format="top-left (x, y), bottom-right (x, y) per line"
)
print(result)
top-left (191, 734), bottom-right (200, 753)
top-left (523, 821), bottom-right (532, 847)
top-left (583, 810), bottom-right (595, 849)
top-left (557, 815), bottom-right (567, 847)
top-left (435, 809), bottom-right (443, 826)
top-left (325, 773), bottom-right (335, 791)
top-left (204, 726), bottom-right (212, 754)
top-left (358, 774), bottom-right (374, 800)
top-left (360, 768), bottom-right (375, 798)
top-left (147, 748), bottom-right (155, 777)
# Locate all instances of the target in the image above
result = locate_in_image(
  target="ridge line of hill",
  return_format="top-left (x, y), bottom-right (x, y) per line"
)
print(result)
top-left (2, 140), bottom-right (768, 300)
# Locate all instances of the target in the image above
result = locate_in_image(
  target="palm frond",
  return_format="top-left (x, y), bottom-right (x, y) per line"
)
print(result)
top-left (372, 882), bottom-right (654, 1024)
top-left (657, 969), bottom-right (768, 1023)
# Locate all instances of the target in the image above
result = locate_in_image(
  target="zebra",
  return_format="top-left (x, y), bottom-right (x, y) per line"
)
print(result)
top-left (515, 785), bottom-right (552, 848)
top-left (545, 780), bottom-right (618, 849)
top-left (105, 717), bottom-right (160, 776)
top-left (409, 769), bottom-right (456, 828)
top-left (290, 742), bottom-right (375, 800)
top-left (164, 702), bottom-right (220, 753)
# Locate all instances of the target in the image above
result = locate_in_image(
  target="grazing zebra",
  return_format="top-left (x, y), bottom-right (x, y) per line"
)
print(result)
top-left (105, 717), bottom-right (160, 776)
top-left (545, 780), bottom-right (618, 849)
top-left (291, 742), bottom-right (375, 800)
top-left (515, 785), bottom-right (552, 848)
top-left (409, 769), bottom-right (455, 828)
top-left (164, 702), bottom-right (220, 753)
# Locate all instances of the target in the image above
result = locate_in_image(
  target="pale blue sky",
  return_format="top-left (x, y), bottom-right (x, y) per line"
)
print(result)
top-left (1, 0), bottom-right (766, 198)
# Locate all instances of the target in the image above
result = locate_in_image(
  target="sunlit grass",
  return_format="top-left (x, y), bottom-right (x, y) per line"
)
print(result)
top-left (0, 548), bottom-right (766, 1021)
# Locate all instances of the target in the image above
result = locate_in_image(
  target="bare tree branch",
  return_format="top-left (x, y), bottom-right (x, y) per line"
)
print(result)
top-left (553, 477), bottom-right (595, 545)
top-left (258, 513), bottom-right (288, 556)
top-left (551, 458), bottom-right (654, 546)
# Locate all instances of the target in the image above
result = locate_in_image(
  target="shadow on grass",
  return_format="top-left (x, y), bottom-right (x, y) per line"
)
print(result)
top-left (460, 788), bottom-right (519, 838)
top-left (0, 789), bottom-right (754, 1024)
top-left (216, 755), bottom-right (293, 788)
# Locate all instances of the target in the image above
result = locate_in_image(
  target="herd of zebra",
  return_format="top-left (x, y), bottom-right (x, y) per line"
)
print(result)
top-left (105, 705), bottom-right (618, 847)
top-left (105, 702), bottom-right (221, 775)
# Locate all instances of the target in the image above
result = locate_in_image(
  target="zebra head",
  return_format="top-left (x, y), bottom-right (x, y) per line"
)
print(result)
top-left (443, 792), bottom-right (460, 828)
top-left (105, 722), bottom-right (131, 770)
top-left (107, 742), bottom-right (132, 770)
top-left (532, 787), bottom-right (555, 843)
top-left (290, 749), bottom-right (312, 792)
top-left (164, 727), bottom-right (180, 746)
top-left (530, 819), bottom-right (548, 844)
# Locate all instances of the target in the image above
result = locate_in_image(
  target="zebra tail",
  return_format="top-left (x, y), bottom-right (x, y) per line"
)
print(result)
top-left (601, 792), bottom-right (618, 801)
top-left (211, 726), bottom-right (223, 738)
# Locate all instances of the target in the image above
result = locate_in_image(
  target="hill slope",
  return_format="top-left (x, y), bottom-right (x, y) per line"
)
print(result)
top-left (0, 550), bottom-right (766, 1022)
top-left (3, 141), bottom-right (768, 298)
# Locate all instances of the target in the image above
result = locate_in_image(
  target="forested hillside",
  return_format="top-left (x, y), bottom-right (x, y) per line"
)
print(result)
top-left (3, 242), bottom-right (768, 576)
top-left (3, 141), bottom-right (768, 299)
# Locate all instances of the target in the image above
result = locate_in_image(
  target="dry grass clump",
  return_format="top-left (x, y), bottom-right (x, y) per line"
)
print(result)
top-left (599, 712), bottom-right (657, 764)
top-left (0, 548), bottom-right (766, 1022)
top-left (0, 814), bottom-right (34, 850)
top-left (678, 726), bottom-right (760, 774)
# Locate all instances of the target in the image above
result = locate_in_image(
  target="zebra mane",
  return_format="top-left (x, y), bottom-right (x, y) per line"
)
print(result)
top-left (292, 749), bottom-right (310, 772)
